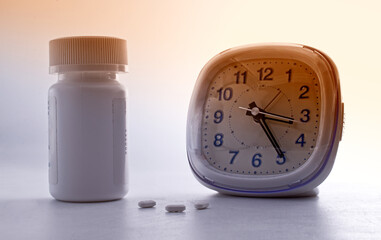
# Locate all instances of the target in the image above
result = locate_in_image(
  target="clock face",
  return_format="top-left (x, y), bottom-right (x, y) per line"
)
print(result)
top-left (201, 59), bottom-right (321, 176)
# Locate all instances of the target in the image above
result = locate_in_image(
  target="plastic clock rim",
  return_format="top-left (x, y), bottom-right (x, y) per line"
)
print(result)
top-left (186, 43), bottom-right (343, 197)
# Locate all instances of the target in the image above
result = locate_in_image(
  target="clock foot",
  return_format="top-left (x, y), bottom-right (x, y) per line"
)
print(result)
top-left (293, 188), bottom-right (319, 197)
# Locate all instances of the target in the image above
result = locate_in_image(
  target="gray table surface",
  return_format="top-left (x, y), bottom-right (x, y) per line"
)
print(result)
top-left (1, 153), bottom-right (380, 240)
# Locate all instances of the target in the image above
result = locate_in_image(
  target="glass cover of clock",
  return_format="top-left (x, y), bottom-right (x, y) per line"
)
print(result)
top-left (201, 59), bottom-right (320, 176)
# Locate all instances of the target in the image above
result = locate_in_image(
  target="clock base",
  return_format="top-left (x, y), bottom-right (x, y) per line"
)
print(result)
top-left (215, 188), bottom-right (319, 198)
top-left (292, 188), bottom-right (319, 198)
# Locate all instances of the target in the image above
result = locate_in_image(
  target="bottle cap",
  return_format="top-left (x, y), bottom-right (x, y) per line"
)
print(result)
top-left (49, 36), bottom-right (128, 74)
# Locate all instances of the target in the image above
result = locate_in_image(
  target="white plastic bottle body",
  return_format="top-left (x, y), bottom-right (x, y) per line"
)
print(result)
top-left (48, 72), bottom-right (127, 202)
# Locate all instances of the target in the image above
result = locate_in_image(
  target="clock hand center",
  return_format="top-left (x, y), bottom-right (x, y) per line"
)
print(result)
top-left (238, 106), bottom-right (260, 116)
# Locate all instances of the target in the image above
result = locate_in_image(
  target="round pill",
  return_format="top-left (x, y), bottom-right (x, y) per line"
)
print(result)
top-left (138, 200), bottom-right (156, 208)
top-left (194, 201), bottom-right (209, 210)
top-left (165, 204), bottom-right (186, 213)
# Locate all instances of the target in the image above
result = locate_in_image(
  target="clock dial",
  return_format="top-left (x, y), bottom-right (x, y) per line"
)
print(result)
top-left (202, 59), bottom-right (320, 175)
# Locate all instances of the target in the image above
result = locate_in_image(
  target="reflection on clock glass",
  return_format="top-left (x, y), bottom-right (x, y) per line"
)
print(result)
top-left (201, 59), bottom-right (321, 175)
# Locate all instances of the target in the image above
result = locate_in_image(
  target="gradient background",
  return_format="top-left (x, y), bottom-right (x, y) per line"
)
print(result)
top-left (1, 0), bottom-right (380, 193)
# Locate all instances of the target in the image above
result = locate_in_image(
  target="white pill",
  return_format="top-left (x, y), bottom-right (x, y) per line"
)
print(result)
top-left (194, 201), bottom-right (209, 210)
top-left (165, 204), bottom-right (186, 213)
top-left (138, 200), bottom-right (156, 208)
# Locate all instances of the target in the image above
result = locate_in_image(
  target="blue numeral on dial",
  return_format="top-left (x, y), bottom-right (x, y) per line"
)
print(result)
top-left (213, 110), bottom-right (224, 124)
top-left (214, 133), bottom-right (224, 147)
top-left (252, 153), bottom-right (262, 167)
top-left (276, 152), bottom-right (286, 165)
top-left (217, 87), bottom-right (233, 101)
top-left (295, 134), bottom-right (306, 147)
top-left (229, 151), bottom-right (239, 164)
top-left (300, 109), bottom-right (310, 122)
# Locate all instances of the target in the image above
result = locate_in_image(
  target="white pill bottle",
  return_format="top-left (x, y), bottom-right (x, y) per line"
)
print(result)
top-left (48, 36), bottom-right (128, 202)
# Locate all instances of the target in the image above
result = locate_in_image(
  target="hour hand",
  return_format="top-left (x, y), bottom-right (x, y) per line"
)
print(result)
top-left (238, 107), bottom-right (296, 124)
top-left (262, 112), bottom-right (296, 124)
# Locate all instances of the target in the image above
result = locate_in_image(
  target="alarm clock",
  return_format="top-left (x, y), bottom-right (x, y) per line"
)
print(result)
top-left (186, 43), bottom-right (343, 197)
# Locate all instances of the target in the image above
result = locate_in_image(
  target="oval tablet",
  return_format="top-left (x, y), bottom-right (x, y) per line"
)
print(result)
top-left (165, 204), bottom-right (186, 213)
top-left (194, 201), bottom-right (209, 210)
top-left (138, 200), bottom-right (156, 208)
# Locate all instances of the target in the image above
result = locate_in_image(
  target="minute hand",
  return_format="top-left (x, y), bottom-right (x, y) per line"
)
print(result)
top-left (238, 107), bottom-right (296, 124)
top-left (261, 111), bottom-right (297, 124)
top-left (258, 117), bottom-right (284, 158)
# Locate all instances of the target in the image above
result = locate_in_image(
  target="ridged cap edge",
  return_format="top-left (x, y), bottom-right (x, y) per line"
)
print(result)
top-left (49, 36), bottom-right (127, 73)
